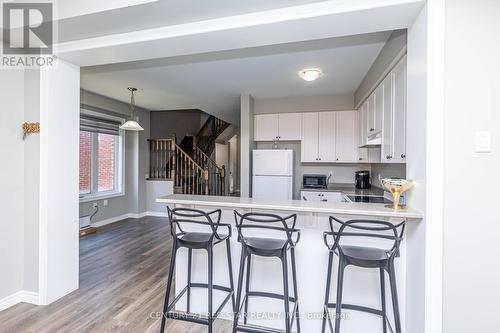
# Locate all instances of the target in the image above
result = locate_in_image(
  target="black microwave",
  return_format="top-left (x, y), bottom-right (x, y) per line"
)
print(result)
top-left (303, 174), bottom-right (327, 189)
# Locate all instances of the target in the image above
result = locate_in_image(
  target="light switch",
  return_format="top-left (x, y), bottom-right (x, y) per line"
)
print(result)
top-left (103, 199), bottom-right (108, 207)
top-left (475, 131), bottom-right (491, 153)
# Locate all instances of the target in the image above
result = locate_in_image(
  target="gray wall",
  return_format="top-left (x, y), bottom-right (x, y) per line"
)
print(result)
top-left (79, 90), bottom-right (150, 223)
top-left (442, 1), bottom-right (500, 332)
top-left (254, 94), bottom-right (354, 114)
top-left (354, 29), bottom-right (407, 107)
top-left (150, 110), bottom-right (204, 142)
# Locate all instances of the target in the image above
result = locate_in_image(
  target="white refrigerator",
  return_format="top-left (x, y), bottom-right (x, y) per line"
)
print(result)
top-left (252, 149), bottom-right (294, 200)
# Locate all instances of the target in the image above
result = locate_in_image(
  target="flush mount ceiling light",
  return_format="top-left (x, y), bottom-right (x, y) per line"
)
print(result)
top-left (120, 87), bottom-right (144, 131)
top-left (299, 68), bottom-right (322, 82)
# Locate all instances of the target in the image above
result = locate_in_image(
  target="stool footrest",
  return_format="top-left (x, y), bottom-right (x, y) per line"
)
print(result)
top-left (165, 283), bottom-right (234, 325)
top-left (235, 323), bottom-right (288, 333)
top-left (247, 290), bottom-right (297, 303)
top-left (324, 303), bottom-right (395, 333)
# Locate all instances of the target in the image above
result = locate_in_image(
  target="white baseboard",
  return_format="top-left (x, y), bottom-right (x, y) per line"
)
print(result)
top-left (0, 290), bottom-right (39, 312)
top-left (91, 211), bottom-right (167, 228)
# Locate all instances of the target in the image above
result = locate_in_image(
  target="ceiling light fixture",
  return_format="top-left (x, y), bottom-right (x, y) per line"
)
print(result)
top-left (120, 87), bottom-right (144, 131)
top-left (299, 68), bottom-right (322, 81)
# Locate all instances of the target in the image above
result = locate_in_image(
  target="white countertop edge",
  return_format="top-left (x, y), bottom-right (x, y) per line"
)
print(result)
top-left (156, 195), bottom-right (423, 220)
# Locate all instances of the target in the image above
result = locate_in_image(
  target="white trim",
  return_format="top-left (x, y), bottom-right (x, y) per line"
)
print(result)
top-left (79, 191), bottom-right (125, 203)
top-left (425, 1), bottom-right (445, 333)
top-left (0, 291), bottom-right (39, 312)
top-left (90, 211), bottom-right (167, 228)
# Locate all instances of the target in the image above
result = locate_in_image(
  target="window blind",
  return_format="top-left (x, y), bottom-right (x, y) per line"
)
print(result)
top-left (80, 114), bottom-right (122, 135)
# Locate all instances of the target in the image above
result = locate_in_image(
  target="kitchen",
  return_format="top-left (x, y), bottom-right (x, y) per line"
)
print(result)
top-left (158, 46), bottom-right (422, 333)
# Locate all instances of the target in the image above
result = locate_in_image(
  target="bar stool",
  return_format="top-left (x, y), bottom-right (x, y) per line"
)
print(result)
top-left (322, 217), bottom-right (406, 333)
top-left (233, 211), bottom-right (301, 333)
top-left (160, 207), bottom-right (236, 333)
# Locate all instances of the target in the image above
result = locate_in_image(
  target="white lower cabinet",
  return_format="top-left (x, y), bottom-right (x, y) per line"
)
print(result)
top-left (300, 190), bottom-right (344, 202)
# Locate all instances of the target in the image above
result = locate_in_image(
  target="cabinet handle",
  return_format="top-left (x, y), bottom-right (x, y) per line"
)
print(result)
top-left (359, 157), bottom-right (362, 160)
top-left (370, 128), bottom-right (375, 132)
top-left (386, 155), bottom-right (392, 159)
top-left (401, 154), bottom-right (406, 158)
top-left (336, 158), bottom-right (339, 161)
top-left (302, 196), bottom-right (307, 201)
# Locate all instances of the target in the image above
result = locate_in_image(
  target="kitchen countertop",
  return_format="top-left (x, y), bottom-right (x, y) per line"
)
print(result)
top-left (157, 194), bottom-right (423, 219)
top-left (301, 183), bottom-right (386, 196)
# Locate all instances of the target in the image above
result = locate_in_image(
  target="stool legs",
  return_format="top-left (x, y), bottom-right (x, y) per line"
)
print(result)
top-left (243, 255), bottom-right (251, 325)
top-left (160, 243), bottom-right (177, 333)
top-left (321, 252), bottom-right (334, 333)
top-left (226, 239), bottom-right (237, 313)
top-left (187, 248), bottom-right (192, 313)
top-left (380, 268), bottom-right (387, 333)
top-left (389, 262), bottom-right (402, 333)
top-left (233, 249), bottom-right (247, 333)
top-left (282, 251), bottom-right (291, 333)
top-left (290, 248), bottom-right (301, 333)
top-left (207, 246), bottom-right (214, 333)
top-left (334, 257), bottom-right (345, 333)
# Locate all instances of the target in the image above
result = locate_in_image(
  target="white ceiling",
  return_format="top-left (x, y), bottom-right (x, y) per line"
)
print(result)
top-left (81, 31), bottom-right (390, 123)
top-left (57, 0), bottom-right (325, 42)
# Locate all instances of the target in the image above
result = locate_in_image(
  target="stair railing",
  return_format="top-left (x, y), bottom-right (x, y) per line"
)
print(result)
top-left (193, 145), bottom-right (226, 196)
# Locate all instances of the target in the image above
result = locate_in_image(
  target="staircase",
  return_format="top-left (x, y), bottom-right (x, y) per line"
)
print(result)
top-left (147, 115), bottom-right (230, 196)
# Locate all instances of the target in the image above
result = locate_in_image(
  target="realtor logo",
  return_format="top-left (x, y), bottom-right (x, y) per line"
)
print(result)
top-left (3, 2), bottom-right (53, 54)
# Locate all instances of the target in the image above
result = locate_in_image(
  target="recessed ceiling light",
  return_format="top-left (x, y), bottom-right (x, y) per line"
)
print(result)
top-left (299, 68), bottom-right (322, 81)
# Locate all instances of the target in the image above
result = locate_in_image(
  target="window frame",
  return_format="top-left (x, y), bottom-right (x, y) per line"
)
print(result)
top-left (79, 110), bottom-right (125, 202)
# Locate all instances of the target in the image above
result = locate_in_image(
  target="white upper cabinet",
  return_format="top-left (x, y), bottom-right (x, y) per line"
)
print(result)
top-left (278, 113), bottom-right (302, 141)
top-left (367, 93), bottom-right (376, 135)
top-left (318, 112), bottom-right (336, 162)
top-left (301, 112), bottom-right (319, 162)
top-left (381, 56), bottom-right (407, 163)
top-left (254, 114), bottom-right (279, 141)
top-left (392, 57), bottom-right (407, 162)
top-left (381, 72), bottom-right (394, 161)
top-left (254, 113), bottom-right (302, 141)
top-left (335, 111), bottom-right (358, 162)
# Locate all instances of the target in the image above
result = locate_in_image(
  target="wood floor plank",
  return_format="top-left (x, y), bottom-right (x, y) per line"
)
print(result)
top-left (0, 217), bottom-right (232, 333)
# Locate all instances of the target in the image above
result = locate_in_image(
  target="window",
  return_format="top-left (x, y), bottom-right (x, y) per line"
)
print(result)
top-left (79, 112), bottom-right (123, 200)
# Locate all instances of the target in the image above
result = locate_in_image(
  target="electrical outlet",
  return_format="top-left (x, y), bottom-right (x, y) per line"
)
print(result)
top-left (328, 171), bottom-right (333, 182)
top-left (92, 202), bottom-right (98, 209)
top-left (103, 199), bottom-right (108, 207)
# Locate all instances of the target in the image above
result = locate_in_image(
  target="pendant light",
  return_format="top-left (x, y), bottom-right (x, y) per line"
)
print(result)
top-left (120, 87), bottom-right (144, 131)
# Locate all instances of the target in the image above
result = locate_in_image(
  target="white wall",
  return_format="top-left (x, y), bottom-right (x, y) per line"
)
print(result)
top-left (0, 70), bottom-right (25, 304)
top-left (39, 60), bottom-right (80, 304)
top-left (240, 94), bottom-right (254, 197)
top-left (405, 5), bottom-right (428, 333)
top-left (442, 1), bottom-right (500, 331)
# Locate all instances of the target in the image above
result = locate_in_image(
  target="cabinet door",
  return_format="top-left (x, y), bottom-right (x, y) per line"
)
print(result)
top-left (278, 113), bottom-right (302, 140)
top-left (381, 73), bottom-right (394, 162)
top-left (367, 93), bottom-right (376, 135)
top-left (254, 114), bottom-right (279, 141)
top-left (300, 191), bottom-right (322, 201)
top-left (301, 112), bottom-right (319, 162)
top-left (335, 110), bottom-right (358, 162)
top-left (374, 83), bottom-right (384, 134)
top-left (358, 102), bottom-right (368, 147)
top-left (318, 112), bottom-right (336, 162)
top-left (321, 192), bottom-right (343, 203)
top-left (392, 57), bottom-right (407, 162)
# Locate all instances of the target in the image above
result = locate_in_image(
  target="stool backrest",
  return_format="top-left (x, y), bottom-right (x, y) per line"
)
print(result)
top-left (167, 207), bottom-right (225, 240)
top-left (234, 211), bottom-right (300, 247)
top-left (327, 216), bottom-right (406, 258)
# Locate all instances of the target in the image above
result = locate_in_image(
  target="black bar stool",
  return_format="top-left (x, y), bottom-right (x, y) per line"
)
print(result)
top-left (233, 211), bottom-right (301, 333)
top-left (322, 217), bottom-right (406, 333)
top-left (160, 207), bottom-right (236, 333)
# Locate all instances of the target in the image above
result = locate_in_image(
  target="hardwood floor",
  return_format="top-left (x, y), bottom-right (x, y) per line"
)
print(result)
top-left (0, 217), bottom-right (232, 333)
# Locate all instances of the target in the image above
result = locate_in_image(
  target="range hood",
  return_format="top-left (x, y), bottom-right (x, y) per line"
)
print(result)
top-left (360, 132), bottom-right (382, 148)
